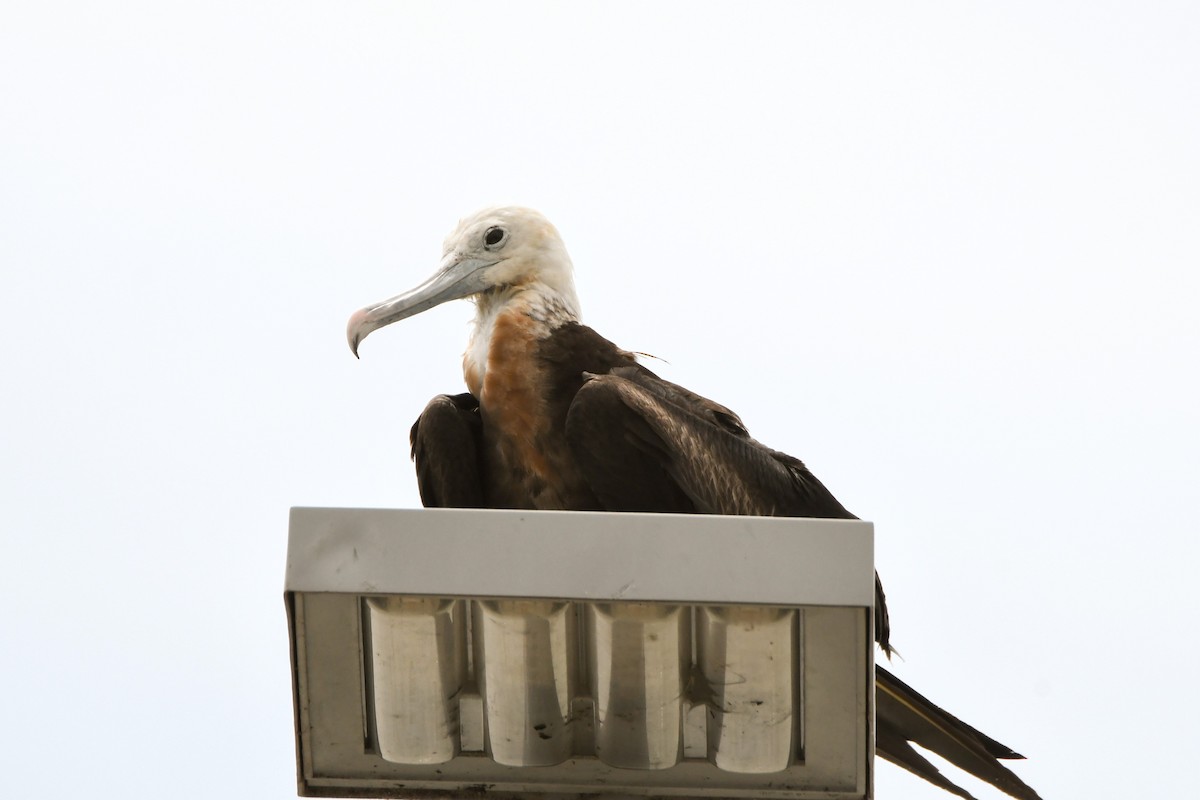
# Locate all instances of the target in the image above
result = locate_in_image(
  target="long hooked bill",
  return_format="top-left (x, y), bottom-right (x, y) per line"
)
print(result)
top-left (346, 254), bottom-right (496, 357)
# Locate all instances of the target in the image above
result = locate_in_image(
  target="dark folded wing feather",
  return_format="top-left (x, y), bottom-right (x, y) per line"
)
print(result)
top-left (409, 393), bottom-right (485, 508)
top-left (564, 369), bottom-right (890, 653)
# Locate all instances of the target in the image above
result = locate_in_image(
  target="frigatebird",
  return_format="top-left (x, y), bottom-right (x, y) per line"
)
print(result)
top-left (347, 206), bottom-right (1042, 800)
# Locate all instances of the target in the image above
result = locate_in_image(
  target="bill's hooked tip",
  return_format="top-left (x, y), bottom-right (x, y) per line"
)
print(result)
top-left (347, 307), bottom-right (369, 358)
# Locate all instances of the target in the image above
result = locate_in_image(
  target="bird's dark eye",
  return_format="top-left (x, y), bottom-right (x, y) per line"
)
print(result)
top-left (484, 227), bottom-right (507, 249)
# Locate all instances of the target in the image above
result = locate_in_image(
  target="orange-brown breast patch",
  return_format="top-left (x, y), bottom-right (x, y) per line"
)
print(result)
top-left (480, 310), bottom-right (555, 484)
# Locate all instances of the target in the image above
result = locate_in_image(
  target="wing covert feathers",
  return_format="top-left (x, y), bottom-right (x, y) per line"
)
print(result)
top-left (566, 370), bottom-right (892, 654)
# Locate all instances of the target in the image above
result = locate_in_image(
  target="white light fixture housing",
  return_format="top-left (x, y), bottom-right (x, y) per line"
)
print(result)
top-left (285, 507), bottom-right (875, 799)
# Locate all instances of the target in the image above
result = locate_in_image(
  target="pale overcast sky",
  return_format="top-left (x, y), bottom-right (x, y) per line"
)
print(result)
top-left (3, 2), bottom-right (1198, 799)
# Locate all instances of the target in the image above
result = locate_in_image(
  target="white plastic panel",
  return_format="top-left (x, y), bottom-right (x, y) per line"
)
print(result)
top-left (286, 507), bottom-right (874, 607)
top-left (365, 597), bottom-right (465, 764)
top-left (476, 599), bottom-right (577, 766)
top-left (588, 602), bottom-right (689, 770)
top-left (698, 605), bottom-right (798, 773)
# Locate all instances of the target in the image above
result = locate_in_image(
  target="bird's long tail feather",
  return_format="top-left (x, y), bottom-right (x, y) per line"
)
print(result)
top-left (876, 666), bottom-right (1042, 800)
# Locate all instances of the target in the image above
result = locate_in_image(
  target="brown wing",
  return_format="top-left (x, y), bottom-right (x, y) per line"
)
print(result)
top-left (409, 393), bottom-right (485, 508)
top-left (563, 368), bottom-right (890, 654)
top-left (565, 369), bottom-right (854, 517)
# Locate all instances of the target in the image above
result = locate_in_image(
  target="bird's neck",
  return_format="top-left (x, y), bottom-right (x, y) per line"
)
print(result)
top-left (463, 283), bottom-right (579, 400)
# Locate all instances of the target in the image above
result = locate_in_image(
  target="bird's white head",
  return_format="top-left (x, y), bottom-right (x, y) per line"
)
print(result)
top-left (347, 206), bottom-right (581, 356)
